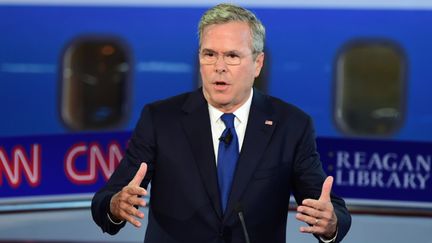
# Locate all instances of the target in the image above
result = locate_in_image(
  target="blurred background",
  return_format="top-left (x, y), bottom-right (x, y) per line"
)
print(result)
top-left (0, 0), bottom-right (431, 242)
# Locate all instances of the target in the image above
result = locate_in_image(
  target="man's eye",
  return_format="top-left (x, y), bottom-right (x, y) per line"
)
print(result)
top-left (204, 52), bottom-right (215, 57)
top-left (226, 54), bottom-right (239, 59)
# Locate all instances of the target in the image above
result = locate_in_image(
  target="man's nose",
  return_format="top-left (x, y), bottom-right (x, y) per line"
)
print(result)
top-left (214, 55), bottom-right (227, 73)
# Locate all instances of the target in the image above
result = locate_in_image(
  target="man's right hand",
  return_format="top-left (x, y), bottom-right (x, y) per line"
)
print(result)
top-left (110, 163), bottom-right (148, 227)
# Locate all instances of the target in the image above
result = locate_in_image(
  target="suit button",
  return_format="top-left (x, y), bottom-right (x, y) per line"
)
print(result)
top-left (219, 226), bottom-right (232, 243)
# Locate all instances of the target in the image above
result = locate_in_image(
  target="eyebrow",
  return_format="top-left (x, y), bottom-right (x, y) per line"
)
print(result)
top-left (201, 48), bottom-right (241, 54)
top-left (201, 48), bottom-right (216, 53)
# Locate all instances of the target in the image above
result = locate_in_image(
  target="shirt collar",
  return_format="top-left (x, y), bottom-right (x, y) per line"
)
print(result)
top-left (208, 88), bottom-right (253, 124)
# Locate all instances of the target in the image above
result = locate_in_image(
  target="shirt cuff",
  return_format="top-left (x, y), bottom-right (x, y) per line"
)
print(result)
top-left (319, 228), bottom-right (338, 243)
top-left (107, 212), bottom-right (124, 225)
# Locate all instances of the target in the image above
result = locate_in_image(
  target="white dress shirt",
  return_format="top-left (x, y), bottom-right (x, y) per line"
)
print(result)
top-left (208, 89), bottom-right (253, 164)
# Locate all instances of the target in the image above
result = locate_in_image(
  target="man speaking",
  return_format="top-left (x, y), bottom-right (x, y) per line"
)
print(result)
top-left (92, 3), bottom-right (351, 243)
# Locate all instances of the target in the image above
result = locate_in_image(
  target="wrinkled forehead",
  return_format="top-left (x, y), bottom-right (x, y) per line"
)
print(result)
top-left (200, 22), bottom-right (253, 52)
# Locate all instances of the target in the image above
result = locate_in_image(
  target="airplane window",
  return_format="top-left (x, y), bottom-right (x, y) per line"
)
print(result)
top-left (334, 41), bottom-right (406, 136)
top-left (61, 38), bottom-right (131, 130)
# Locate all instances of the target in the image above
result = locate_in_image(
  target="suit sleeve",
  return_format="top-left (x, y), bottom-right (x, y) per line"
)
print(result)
top-left (91, 105), bottom-right (157, 235)
top-left (291, 116), bottom-right (351, 243)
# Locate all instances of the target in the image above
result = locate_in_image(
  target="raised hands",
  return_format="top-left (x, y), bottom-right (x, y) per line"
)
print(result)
top-left (296, 176), bottom-right (338, 240)
top-left (109, 163), bottom-right (148, 227)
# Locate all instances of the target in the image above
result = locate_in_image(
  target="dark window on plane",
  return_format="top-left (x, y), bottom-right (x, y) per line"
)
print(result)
top-left (334, 40), bottom-right (406, 136)
top-left (61, 37), bottom-right (131, 130)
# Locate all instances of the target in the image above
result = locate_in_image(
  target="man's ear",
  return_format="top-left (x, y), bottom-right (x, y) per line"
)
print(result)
top-left (254, 52), bottom-right (265, 78)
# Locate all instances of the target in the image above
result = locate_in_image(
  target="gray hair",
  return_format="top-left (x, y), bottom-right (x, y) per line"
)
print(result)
top-left (198, 3), bottom-right (265, 55)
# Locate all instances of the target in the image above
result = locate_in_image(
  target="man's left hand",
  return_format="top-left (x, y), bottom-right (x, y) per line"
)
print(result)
top-left (295, 176), bottom-right (338, 240)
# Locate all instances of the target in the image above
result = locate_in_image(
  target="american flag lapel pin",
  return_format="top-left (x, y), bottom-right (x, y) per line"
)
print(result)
top-left (265, 120), bottom-right (273, 126)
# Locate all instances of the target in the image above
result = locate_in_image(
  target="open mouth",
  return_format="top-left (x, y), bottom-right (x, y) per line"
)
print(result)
top-left (215, 81), bottom-right (228, 86)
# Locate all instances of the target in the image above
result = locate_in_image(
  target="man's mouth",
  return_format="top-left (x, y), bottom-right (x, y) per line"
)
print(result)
top-left (215, 81), bottom-right (228, 86)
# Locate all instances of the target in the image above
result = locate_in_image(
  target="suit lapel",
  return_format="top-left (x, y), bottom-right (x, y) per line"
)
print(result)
top-left (179, 89), bottom-right (276, 220)
top-left (224, 90), bottom-right (277, 219)
top-left (180, 89), bottom-right (223, 219)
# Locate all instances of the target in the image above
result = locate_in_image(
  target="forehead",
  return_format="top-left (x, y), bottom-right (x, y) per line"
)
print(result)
top-left (201, 21), bottom-right (252, 52)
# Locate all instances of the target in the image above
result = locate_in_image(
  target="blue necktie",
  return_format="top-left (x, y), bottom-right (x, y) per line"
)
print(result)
top-left (217, 113), bottom-right (239, 213)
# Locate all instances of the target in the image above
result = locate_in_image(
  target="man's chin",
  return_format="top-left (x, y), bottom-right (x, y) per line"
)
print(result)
top-left (205, 97), bottom-right (229, 107)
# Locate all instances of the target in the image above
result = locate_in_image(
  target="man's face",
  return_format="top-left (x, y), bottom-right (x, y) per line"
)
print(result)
top-left (200, 21), bottom-right (264, 113)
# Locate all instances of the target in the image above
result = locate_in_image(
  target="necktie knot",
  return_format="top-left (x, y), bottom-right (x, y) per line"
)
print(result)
top-left (221, 113), bottom-right (235, 129)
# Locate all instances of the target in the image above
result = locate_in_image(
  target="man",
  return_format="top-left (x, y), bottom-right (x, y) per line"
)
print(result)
top-left (92, 3), bottom-right (351, 243)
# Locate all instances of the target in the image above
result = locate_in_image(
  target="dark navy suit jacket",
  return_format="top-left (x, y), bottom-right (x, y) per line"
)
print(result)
top-left (92, 88), bottom-right (351, 243)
